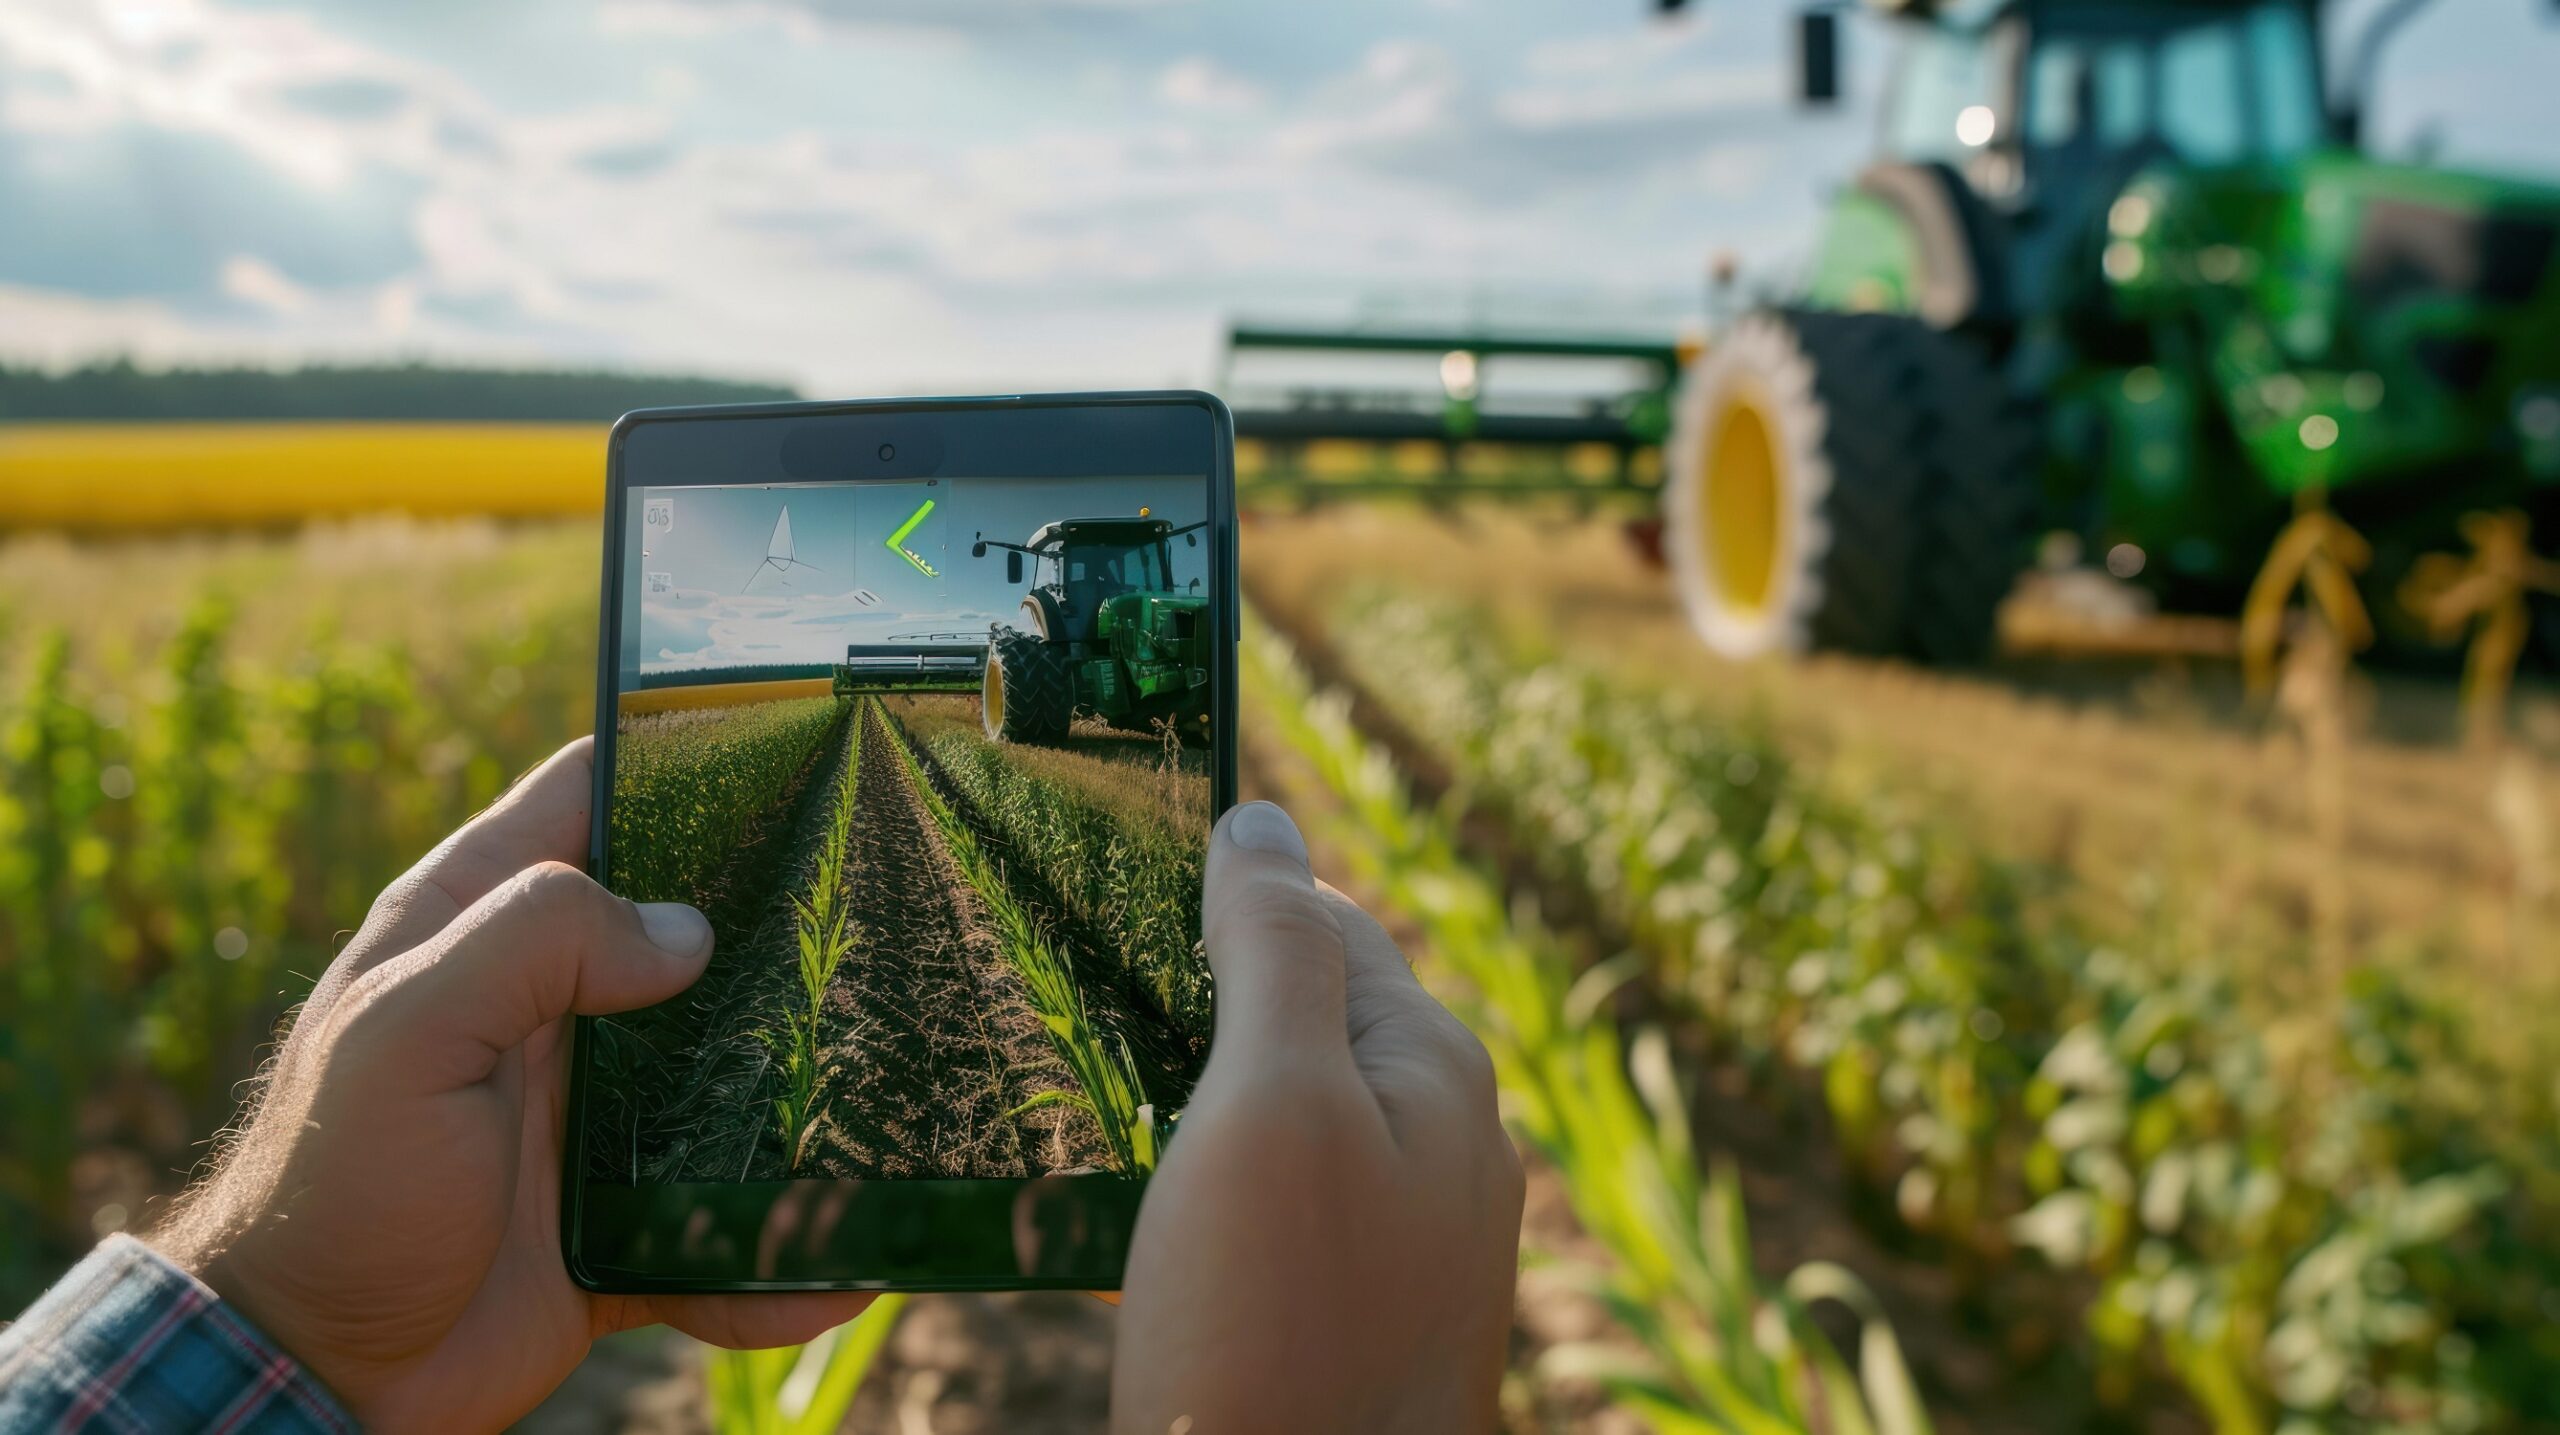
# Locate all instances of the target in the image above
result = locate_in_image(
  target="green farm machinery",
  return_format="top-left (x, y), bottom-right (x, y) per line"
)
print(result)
top-left (1228, 0), bottom-right (2560, 664)
top-left (832, 636), bottom-right (987, 696)
top-left (971, 515), bottom-right (1213, 743)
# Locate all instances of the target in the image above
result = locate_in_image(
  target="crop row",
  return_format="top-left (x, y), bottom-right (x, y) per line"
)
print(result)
top-left (607, 698), bottom-right (846, 909)
top-left (1243, 619), bottom-right (1927, 1434)
top-left (1309, 590), bottom-right (2558, 1434)
top-left (919, 727), bottom-right (1210, 1056)
top-left (872, 701), bottom-right (1159, 1174)
top-left (769, 715), bottom-right (863, 1171)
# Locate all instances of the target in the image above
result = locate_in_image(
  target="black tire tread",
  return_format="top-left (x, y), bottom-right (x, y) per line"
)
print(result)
top-left (987, 626), bottom-right (1073, 741)
top-left (1906, 332), bottom-right (2038, 664)
top-left (1785, 310), bottom-right (1932, 657)
top-left (1765, 307), bottom-right (2035, 664)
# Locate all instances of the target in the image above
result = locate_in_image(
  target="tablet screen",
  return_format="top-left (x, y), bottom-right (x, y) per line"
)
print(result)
top-left (574, 401), bottom-right (1228, 1288)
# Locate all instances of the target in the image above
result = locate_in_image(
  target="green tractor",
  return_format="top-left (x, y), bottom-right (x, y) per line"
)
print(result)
top-left (1225, 0), bottom-right (2560, 665)
top-left (971, 515), bottom-right (1213, 743)
top-left (1664, 0), bottom-right (2560, 662)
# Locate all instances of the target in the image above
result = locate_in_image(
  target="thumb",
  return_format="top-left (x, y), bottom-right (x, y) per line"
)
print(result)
top-left (1202, 802), bottom-right (1348, 1063)
top-left (368, 861), bottom-right (713, 1085)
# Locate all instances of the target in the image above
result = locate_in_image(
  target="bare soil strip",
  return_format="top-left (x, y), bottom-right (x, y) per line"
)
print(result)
top-left (802, 701), bottom-right (1106, 1179)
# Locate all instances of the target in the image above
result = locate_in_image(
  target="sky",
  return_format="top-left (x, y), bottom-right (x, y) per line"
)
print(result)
top-left (630, 474), bottom-right (1209, 672)
top-left (2, 0), bottom-right (2554, 396)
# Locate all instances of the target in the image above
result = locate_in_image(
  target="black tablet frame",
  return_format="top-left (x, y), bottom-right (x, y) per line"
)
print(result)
top-left (565, 390), bottom-right (1236, 1294)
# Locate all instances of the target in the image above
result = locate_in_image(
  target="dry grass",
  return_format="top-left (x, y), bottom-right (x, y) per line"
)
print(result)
top-left (1242, 505), bottom-right (2560, 1054)
top-left (621, 678), bottom-right (835, 715)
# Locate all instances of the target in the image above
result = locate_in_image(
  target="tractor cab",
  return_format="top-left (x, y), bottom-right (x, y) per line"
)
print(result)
top-left (1813, 0), bottom-right (2334, 329)
top-left (1662, 0), bottom-right (2560, 667)
top-left (973, 516), bottom-right (1201, 645)
top-left (969, 514), bottom-right (1212, 744)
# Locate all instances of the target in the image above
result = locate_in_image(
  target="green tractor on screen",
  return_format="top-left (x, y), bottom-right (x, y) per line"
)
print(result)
top-left (971, 514), bottom-right (1213, 744)
top-left (1661, 0), bottom-right (2560, 662)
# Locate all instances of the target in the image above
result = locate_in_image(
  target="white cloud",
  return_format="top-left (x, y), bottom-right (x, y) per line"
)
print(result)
top-left (1496, 64), bottom-right (1781, 130)
top-left (0, 0), bottom-right (473, 188)
top-left (0, 0), bottom-right (1879, 391)
top-left (592, 0), bottom-right (835, 46)
top-left (219, 254), bottom-right (309, 314)
top-left (1522, 15), bottom-right (1714, 78)
top-left (642, 583), bottom-right (1002, 669)
top-left (1270, 39), bottom-right (1460, 159)
top-left (1158, 56), bottom-right (1264, 112)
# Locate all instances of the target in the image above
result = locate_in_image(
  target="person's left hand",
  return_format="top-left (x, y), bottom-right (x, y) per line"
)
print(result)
top-left (150, 737), bottom-right (868, 1433)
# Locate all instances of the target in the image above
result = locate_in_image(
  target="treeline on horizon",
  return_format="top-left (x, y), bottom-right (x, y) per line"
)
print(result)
top-left (0, 359), bottom-right (800, 422)
top-left (633, 663), bottom-right (833, 689)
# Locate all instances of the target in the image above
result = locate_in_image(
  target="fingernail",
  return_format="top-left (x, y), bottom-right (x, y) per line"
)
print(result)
top-left (637, 902), bottom-right (712, 958)
top-left (1224, 801), bottom-right (1307, 865)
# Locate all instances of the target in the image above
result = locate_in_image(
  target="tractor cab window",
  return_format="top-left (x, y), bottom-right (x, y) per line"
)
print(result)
top-left (2158, 19), bottom-right (2249, 163)
top-left (2243, 4), bottom-right (2321, 156)
top-left (2025, 36), bottom-right (2150, 154)
top-left (1066, 541), bottom-right (1169, 591)
top-left (1884, 26), bottom-right (1998, 162)
top-left (2021, 2), bottom-right (2322, 166)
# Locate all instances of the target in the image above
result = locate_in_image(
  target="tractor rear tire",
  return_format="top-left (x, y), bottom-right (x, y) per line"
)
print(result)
top-left (1906, 326), bottom-right (2039, 664)
top-left (983, 626), bottom-right (1073, 743)
top-left (1664, 308), bottom-right (2032, 663)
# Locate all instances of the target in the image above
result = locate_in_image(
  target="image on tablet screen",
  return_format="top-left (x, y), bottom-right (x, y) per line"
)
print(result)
top-left (589, 474), bottom-right (1211, 1184)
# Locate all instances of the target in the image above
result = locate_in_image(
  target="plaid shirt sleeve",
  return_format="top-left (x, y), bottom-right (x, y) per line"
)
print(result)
top-left (0, 1236), bottom-right (355, 1435)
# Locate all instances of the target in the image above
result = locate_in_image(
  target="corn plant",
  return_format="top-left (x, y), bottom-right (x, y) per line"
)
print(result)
top-left (1307, 588), bottom-right (2559, 1435)
top-left (607, 698), bottom-right (847, 908)
top-left (0, 635), bottom-right (120, 1276)
top-left (703, 1294), bottom-right (908, 1435)
top-left (872, 700), bottom-right (1158, 1174)
top-left (1245, 620), bottom-right (1927, 1435)
top-left (919, 725), bottom-right (1210, 1050)
top-left (768, 714), bottom-right (863, 1169)
top-left (0, 569), bottom-right (596, 1305)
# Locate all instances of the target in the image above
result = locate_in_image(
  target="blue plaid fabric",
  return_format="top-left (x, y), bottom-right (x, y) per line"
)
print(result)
top-left (0, 1236), bottom-right (353, 1435)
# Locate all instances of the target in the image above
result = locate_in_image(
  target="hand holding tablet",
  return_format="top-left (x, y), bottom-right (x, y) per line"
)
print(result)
top-left (134, 393), bottom-right (1520, 1430)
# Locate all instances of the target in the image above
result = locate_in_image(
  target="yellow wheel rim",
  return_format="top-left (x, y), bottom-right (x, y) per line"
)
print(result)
top-left (983, 656), bottom-right (1007, 735)
top-left (1702, 390), bottom-right (1783, 614)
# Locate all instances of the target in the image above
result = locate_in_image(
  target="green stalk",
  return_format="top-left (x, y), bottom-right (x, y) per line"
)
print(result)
top-left (704, 1292), bottom-right (908, 1434)
top-left (870, 699), bottom-right (1155, 1174)
top-left (1244, 619), bottom-right (1927, 1435)
top-left (770, 707), bottom-right (862, 1170)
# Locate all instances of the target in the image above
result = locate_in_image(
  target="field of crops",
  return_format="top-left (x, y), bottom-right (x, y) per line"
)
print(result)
top-left (589, 690), bottom-right (1204, 1186)
top-left (5, 507), bottom-right (2555, 1431)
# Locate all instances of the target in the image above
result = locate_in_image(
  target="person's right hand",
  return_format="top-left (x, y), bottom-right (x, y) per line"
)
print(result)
top-left (1113, 801), bottom-right (1524, 1434)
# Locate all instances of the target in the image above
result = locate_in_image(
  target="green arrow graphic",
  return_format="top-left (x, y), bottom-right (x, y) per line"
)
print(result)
top-left (885, 498), bottom-right (939, 578)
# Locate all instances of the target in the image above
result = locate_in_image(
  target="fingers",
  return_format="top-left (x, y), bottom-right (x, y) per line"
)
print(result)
top-left (632, 1293), bottom-right (877, 1351)
top-left (1202, 802), bottom-right (1349, 1063)
top-left (302, 737), bottom-right (599, 1029)
top-left (353, 861), bottom-right (711, 1086)
top-left (1316, 887), bottom-right (1502, 1155)
top-left (1316, 880), bottom-right (1437, 1036)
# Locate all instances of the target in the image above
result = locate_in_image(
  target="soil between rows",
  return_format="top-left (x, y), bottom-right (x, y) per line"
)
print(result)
top-left (798, 700), bottom-right (1108, 1179)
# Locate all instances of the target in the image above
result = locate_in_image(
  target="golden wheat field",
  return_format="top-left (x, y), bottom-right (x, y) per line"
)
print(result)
top-left (0, 424), bottom-right (1668, 534)
top-left (619, 678), bottom-right (837, 714)
top-left (0, 423), bottom-right (608, 529)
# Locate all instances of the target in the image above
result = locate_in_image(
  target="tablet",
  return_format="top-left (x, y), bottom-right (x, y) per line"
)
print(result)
top-left (565, 391), bottom-right (1235, 1292)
